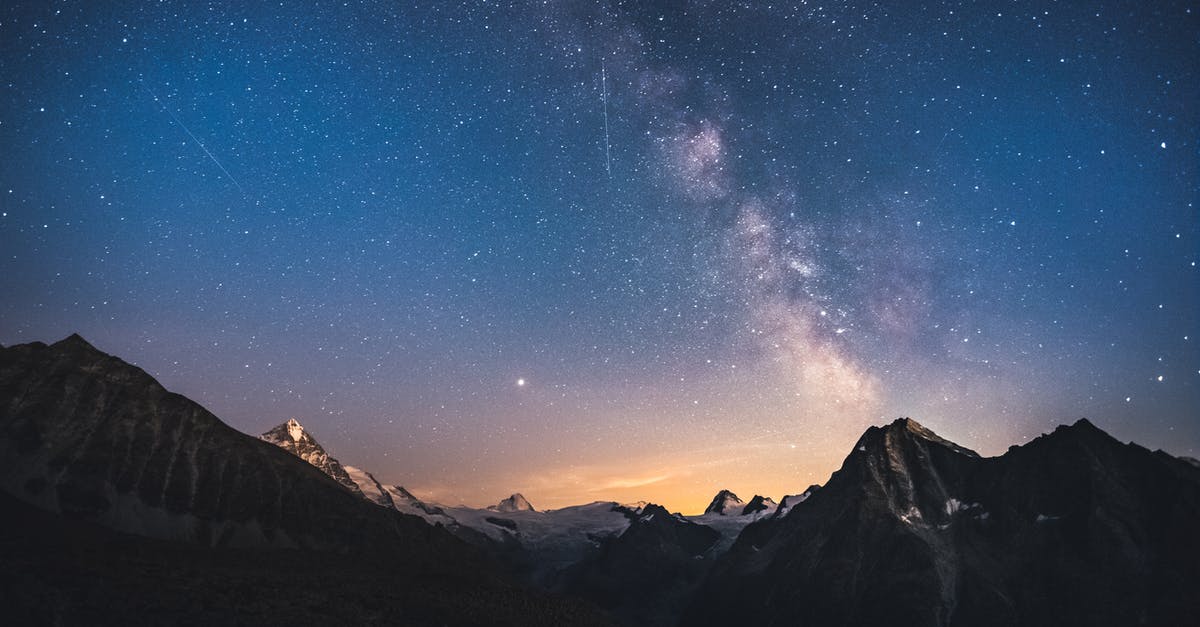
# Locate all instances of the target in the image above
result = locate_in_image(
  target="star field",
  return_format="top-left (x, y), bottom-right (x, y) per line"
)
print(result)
top-left (1, 1), bottom-right (1196, 512)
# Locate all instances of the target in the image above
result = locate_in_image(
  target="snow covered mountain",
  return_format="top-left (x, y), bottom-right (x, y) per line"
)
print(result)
top-left (688, 489), bottom-right (782, 553)
top-left (261, 424), bottom-right (631, 582)
top-left (261, 418), bottom-right (797, 592)
top-left (684, 417), bottom-right (1200, 627)
top-left (448, 500), bottom-right (635, 585)
top-left (490, 492), bottom-right (536, 513)
top-left (260, 418), bottom-right (364, 498)
top-left (9, 335), bottom-right (1195, 626)
top-left (341, 464), bottom-right (396, 508)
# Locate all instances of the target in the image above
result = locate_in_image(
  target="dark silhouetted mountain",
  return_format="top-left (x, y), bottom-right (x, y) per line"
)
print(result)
top-left (0, 335), bottom-right (614, 626)
top-left (773, 484), bottom-right (820, 518)
top-left (702, 489), bottom-right (744, 515)
top-left (566, 503), bottom-right (721, 626)
top-left (683, 417), bottom-right (1200, 627)
top-left (260, 418), bottom-right (363, 498)
top-left (0, 489), bottom-right (615, 626)
top-left (740, 494), bottom-right (777, 516)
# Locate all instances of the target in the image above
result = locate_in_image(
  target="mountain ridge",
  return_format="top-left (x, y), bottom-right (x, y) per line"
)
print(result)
top-left (4, 334), bottom-right (1196, 627)
top-left (0, 334), bottom-right (617, 625)
top-left (684, 414), bottom-right (1200, 626)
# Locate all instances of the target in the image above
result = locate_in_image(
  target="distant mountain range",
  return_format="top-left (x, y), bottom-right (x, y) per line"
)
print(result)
top-left (2, 335), bottom-right (1197, 626)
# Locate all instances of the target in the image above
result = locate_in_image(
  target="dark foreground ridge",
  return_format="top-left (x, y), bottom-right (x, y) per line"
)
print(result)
top-left (684, 417), bottom-right (1200, 627)
top-left (0, 335), bottom-right (612, 626)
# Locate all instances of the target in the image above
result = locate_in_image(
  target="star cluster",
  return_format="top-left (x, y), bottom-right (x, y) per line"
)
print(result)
top-left (1, 1), bottom-right (1196, 512)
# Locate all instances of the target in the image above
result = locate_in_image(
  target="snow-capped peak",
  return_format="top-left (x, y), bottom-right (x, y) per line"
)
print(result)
top-left (703, 489), bottom-right (745, 516)
top-left (285, 418), bottom-right (304, 442)
top-left (490, 493), bottom-right (535, 513)
top-left (775, 485), bottom-right (820, 518)
top-left (259, 419), bottom-right (364, 498)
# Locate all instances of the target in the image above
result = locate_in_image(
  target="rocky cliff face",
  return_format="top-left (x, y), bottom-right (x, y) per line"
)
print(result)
top-left (260, 418), bottom-right (363, 498)
top-left (0, 335), bottom-right (615, 625)
top-left (0, 335), bottom-right (462, 554)
top-left (684, 417), bottom-right (1200, 627)
top-left (702, 489), bottom-right (744, 515)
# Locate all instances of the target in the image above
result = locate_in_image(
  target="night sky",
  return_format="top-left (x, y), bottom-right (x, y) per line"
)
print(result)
top-left (1, 1), bottom-right (1196, 513)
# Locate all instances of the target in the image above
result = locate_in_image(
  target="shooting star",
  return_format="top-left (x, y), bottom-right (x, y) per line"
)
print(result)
top-left (601, 60), bottom-right (612, 180)
top-left (140, 82), bottom-right (246, 195)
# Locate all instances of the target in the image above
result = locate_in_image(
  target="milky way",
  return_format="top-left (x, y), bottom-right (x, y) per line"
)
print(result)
top-left (1, 1), bottom-right (1196, 512)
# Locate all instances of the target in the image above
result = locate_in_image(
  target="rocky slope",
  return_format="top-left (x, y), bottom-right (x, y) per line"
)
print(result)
top-left (260, 418), bottom-right (363, 498)
top-left (0, 335), bottom-right (613, 625)
top-left (683, 417), bottom-right (1200, 627)
top-left (702, 489), bottom-right (744, 515)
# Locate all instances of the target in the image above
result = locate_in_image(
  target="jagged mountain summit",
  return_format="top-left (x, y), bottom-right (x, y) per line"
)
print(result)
top-left (0, 334), bottom-right (412, 548)
top-left (259, 421), bottom-right (460, 525)
top-left (685, 417), bottom-right (1200, 627)
top-left (740, 494), bottom-right (777, 516)
top-left (702, 489), bottom-right (744, 515)
top-left (691, 489), bottom-right (782, 559)
top-left (491, 492), bottom-right (536, 513)
top-left (9, 335), bottom-right (1194, 627)
top-left (260, 418), bottom-right (364, 498)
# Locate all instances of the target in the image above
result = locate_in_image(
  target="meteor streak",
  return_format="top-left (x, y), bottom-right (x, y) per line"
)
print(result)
top-left (141, 82), bottom-right (245, 195)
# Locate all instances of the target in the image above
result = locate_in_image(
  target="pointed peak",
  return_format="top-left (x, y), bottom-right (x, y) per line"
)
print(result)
top-left (491, 493), bottom-right (534, 513)
top-left (260, 419), bottom-right (318, 447)
top-left (285, 418), bottom-right (304, 441)
top-left (1063, 417), bottom-right (1105, 434)
top-left (865, 417), bottom-right (979, 458)
top-left (53, 333), bottom-right (98, 351)
top-left (886, 416), bottom-right (929, 435)
top-left (1050, 417), bottom-right (1101, 435)
top-left (1046, 417), bottom-right (1117, 445)
top-left (637, 503), bottom-right (689, 523)
top-left (641, 503), bottom-right (671, 517)
top-left (704, 489), bottom-right (745, 515)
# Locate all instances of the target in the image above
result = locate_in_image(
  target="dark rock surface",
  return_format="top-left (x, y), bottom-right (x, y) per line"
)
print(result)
top-left (260, 417), bottom-right (364, 498)
top-left (0, 335), bottom-right (613, 626)
top-left (0, 490), bottom-right (613, 626)
top-left (702, 489), bottom-right (744, 515)
top-left (683, 417), bottom-right (1200, 627)
top-left (740, 494), bottom-right (777, 516)
top-left (566, 503), bottom-right (720, 627)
